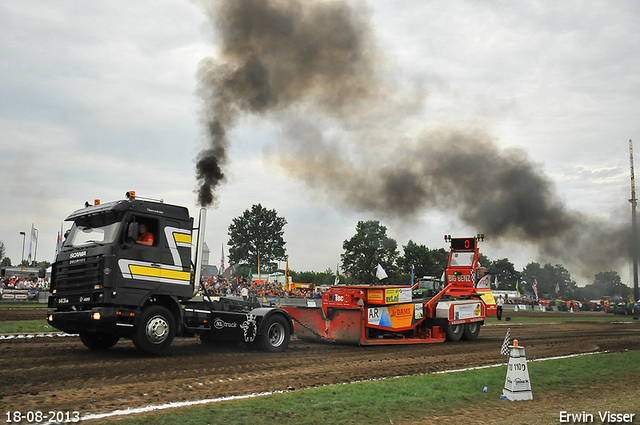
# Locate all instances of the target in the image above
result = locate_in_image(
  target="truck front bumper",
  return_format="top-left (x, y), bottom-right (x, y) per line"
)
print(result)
top-left (47, 306), bottom-right (137, 336)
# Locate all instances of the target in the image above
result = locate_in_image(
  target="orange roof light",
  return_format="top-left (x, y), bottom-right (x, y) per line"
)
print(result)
top-left (94, 199), bottom-right (100, 206)
top-left (126, 191), bottom-right (136, 200)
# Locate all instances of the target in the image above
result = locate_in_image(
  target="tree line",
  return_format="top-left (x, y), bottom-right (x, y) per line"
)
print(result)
top-left (226, 205), bottom-right (631, 301)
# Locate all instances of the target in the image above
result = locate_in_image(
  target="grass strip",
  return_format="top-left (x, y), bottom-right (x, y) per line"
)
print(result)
top-left (89, 350), bottom-right (640, 425)
top-left (0, 320), bottom-right (56, 333)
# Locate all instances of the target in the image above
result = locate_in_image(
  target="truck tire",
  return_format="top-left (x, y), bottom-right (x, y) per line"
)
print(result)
top-left (133, 306), bottom-right (175, 355)
top-left (79, 332), bottom-right (119, 350)
top-left (445, 323), bottom-right (464, 342)
top-left (462, 322), bottom-right (481, 341)
top-left (259, 314), bottom-right (290, 353)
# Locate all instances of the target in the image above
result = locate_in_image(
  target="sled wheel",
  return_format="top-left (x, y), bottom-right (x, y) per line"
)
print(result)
top-left (133, 306), bottom-right (175, 355)
top-left (79, 332), bottom-right (119, 350)
top-left (260, 314), bottom-right (290, 353)
top-left (462, 322), bottom-right (481, 341)
top-left (445, 323), bottom-right (464, 342)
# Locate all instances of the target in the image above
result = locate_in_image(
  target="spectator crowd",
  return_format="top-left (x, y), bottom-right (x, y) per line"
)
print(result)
top-left (200, 276), bottom-right (321, 299)
top-left (1, 276), bottom-right (49, 291)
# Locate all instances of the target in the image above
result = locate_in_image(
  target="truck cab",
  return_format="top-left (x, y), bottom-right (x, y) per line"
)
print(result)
top-left (48, 193), bottom-right (292, 354)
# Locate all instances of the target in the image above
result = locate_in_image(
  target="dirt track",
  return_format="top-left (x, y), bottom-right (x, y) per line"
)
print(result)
top-left (1, 309), bottom-right (640, 422)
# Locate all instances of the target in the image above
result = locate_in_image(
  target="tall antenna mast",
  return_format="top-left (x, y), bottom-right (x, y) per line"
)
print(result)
top-left (629, 139), bottom-right (639, 302)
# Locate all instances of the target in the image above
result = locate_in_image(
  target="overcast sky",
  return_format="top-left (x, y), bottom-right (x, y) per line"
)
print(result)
top-left (1, 1), bottom-right (638, 286)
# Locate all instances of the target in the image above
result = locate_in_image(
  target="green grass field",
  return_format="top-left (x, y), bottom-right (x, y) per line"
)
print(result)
top-left (87, 350), bottom-right (640, 425)
top-left (0, 320), bottom-right (55, 333)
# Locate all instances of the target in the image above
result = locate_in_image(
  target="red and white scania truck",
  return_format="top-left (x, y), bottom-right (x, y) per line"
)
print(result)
top-left (282, 234), bottom-right (496, 344)
top-left (47, 192), bottom-right (292, 354)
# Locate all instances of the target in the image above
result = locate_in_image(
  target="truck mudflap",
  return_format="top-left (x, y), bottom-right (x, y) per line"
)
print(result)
top-left (47, 306), bottom-right (136, 336)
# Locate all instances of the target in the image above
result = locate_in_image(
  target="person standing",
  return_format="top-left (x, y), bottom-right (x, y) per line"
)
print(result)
top-left (496, 295), bottom-right (504, 320)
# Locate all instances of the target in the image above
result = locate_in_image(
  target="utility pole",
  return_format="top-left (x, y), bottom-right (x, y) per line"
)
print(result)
top-left (19, 231), bottom-right (26, 265)
top-left (629, 139), bottom-right (639, 302)
top-left (33, 228), bottom-right (38, 266)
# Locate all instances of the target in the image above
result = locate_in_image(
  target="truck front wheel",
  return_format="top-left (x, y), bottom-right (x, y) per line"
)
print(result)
top-left (445, 323), bottom-right (464, 342)
top-left (133, 306), bottom-right (176, 355)
top-left (79, 332), bottom-right (119, 350)
top-left (259, 314), bottom-right (290, 353)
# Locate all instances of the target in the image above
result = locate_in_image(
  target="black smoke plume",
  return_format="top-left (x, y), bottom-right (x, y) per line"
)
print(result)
top-left (196, 0), bottom-right (627, 276)
top-left (195, 0), bottom-right (378, 206)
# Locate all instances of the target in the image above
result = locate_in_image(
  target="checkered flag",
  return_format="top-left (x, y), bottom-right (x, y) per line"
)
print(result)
top-left (500, 328), bottom-right (511, 356)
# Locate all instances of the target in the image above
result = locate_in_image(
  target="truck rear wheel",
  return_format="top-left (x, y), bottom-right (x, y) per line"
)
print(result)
top-left (259, 314), bottom-right (290, 353)
top-left (133, 306), bottom-right (175, 355)
top-left (445, 323), bottom-right (464, 342)
top-left (462, 322), bottom-right (481, 341)
top-left (79, 332), bottom-right (119, 350)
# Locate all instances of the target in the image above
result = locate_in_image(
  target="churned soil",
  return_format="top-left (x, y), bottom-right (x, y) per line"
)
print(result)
top-left (1, 308), bottom-right (639, 424)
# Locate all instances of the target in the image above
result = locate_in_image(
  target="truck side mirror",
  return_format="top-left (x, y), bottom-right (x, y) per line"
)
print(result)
top-left (128, 222), bottom-right (139, 241)
top-left (38, 268), bottom-right (46, 278)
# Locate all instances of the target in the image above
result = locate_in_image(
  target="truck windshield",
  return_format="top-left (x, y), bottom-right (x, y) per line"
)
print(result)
top-left (64, 212), bottom-right (123, 247)
top-left (449, 252), bottom-right (474, 267)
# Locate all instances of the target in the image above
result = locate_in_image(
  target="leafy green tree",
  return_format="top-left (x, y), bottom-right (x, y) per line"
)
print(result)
top-left (489, 258), bottom-right (520, 290)
top-left (590, 271), bottom-right (629, 298)
top-left (227, 204), bottom-right (287, 273)
top-left (521, 262), bottom-right (543, 295)
top-left (397, 240), bottom-right (448, 279)
top-left (522, 262), bottom-right (576, 299)
top-left (429, 248), bottom-right (449, 276)
top-left (478, 253), bottom-right (491, 270)
top-left (573, 284), bottom-right (602, 302)
top-left (0, 257), bottom-right (10, 267)
top-left (0, 241), bottom-right (5, 264)
top-left (341, 220), bottom-right (399, 284)
top-left (547, 264), bottom-right (577, 298)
